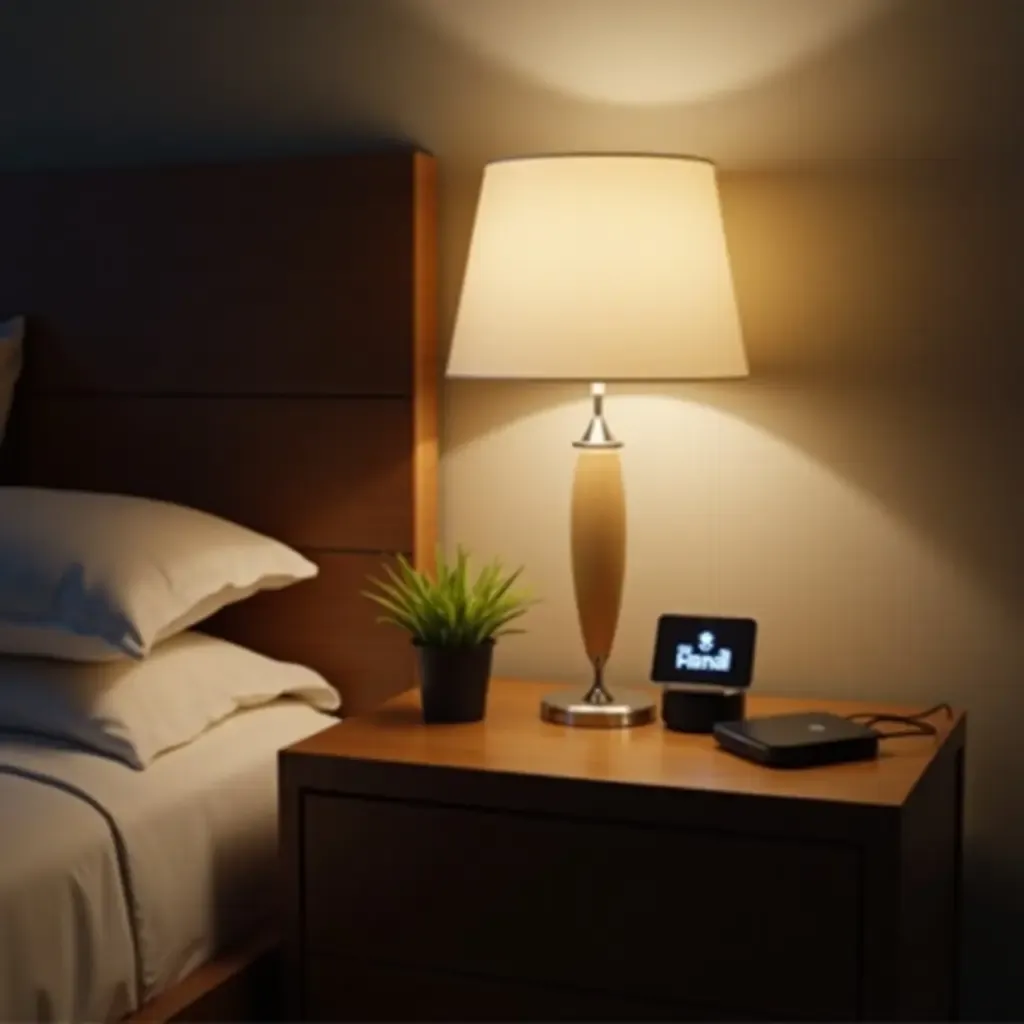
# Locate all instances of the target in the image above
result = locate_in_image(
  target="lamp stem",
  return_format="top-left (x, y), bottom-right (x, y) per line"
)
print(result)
top-left (581, 656), bottom-right (615, 705)
top-left (574, 382), bottom-right (622, 450)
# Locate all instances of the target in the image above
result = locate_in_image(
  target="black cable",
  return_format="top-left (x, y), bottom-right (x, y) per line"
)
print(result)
top-left (845, 702), bottom-right (953, 740)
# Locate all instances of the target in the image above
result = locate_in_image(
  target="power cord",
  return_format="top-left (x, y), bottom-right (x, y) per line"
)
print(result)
top-left (845, 702), bottom-right (953, 740)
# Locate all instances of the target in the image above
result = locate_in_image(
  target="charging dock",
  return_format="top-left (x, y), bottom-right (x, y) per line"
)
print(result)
top-left (661, 685), bottom-right (746, 735)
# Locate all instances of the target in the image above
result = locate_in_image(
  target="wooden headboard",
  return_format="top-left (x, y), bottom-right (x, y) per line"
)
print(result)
top-left (0, 150), bottom-right (437, 714)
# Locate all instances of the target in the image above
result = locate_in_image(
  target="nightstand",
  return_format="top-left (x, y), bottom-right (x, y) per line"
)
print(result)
top-left (280, 679), bottom-right (965, 1022)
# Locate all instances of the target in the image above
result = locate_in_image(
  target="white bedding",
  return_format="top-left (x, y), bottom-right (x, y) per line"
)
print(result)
top-left (0, 700), bottom-right (335, 1023)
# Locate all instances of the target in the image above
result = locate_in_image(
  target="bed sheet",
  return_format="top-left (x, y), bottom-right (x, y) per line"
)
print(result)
top-left (0, 700), bottom-right (335, 1022)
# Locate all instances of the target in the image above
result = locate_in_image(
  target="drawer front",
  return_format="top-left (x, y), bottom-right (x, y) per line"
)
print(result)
top-left (302, 794), bottom-right (860, 1019)
top-left (304, 954), bottom-right (713, 1022)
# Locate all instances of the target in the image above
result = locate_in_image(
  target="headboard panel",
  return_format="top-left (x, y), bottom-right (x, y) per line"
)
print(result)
top-left (0, 150), bottom-right (438, 714)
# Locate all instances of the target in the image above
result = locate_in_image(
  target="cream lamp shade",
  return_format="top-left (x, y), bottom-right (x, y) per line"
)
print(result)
top-left (447, 154), bottom-right (748, 381)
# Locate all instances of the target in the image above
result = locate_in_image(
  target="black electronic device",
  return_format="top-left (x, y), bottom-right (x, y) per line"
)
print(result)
top-left (661, 685), bottom-right (746, 734)
top-left (651, 614), bottom-right (757, 688)
top-left (651, 615), bottom-right (757, 734)
top-left (713, 712), bottom-right (880, 768)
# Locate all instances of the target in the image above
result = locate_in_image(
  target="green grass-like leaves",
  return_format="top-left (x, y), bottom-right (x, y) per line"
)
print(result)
top-left (363, 546), bottom-right (537, 647)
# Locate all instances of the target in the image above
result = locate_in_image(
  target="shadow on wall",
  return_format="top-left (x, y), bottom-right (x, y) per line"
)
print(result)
top-left (721, 162), bottom-right (1024, 389)
top-left (6, 0), bottom-right (1024, 341)
top-left (715, 159), bottom-right (1024, 618)
top-left (0, 0), bottom-right (960, 170)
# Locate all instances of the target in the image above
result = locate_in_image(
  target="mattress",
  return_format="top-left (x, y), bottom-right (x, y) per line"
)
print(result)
top-left (0, 700), bottom-right (335, 1023)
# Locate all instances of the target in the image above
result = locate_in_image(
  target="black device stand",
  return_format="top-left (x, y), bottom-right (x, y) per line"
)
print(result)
top-left (661, 685), bottom-right (746, 735)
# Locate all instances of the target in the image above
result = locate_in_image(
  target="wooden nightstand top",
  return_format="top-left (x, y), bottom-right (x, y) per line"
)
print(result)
top-left (285, 678), bottom-right (964, 809)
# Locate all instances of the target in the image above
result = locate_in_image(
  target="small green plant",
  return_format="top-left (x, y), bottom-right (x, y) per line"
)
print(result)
top-left (363, 546), bottom-right (536, 647)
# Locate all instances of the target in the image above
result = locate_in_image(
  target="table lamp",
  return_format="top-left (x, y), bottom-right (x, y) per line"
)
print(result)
top-left (447, 154), bottom-right (748, 728)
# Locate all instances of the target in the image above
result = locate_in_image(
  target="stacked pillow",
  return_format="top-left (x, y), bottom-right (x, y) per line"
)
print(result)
top-left (0, 630), bottom-right (339, 769)
top-left (0, 486), bottom-right (320, 662)
top-left (0, 315), bottom-right (339, 767)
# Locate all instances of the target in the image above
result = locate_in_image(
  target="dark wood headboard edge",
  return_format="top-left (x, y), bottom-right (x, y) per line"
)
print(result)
top-left (413, 151), bottom-right (439, 579)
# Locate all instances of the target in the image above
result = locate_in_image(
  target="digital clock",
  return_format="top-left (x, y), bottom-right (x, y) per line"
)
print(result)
top-left (650, 614), bottom-right (758, 688)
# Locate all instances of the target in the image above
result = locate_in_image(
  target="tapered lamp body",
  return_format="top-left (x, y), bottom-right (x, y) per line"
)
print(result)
top-left (539, 439), bottom-right (655, 727)
top-left (446, 154), bottom-right (749, 728)
top-left (570, 449), bottom-right (625, 668)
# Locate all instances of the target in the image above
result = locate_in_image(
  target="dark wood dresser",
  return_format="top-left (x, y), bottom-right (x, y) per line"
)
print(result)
top-left (280, 679), bottom-right (965, 1021)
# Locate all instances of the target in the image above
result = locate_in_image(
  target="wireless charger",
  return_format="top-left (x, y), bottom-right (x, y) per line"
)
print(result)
top-left (651, 615), bottom-right (757, 735)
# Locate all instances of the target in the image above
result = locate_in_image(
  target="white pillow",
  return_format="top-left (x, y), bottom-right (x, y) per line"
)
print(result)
top-left (0, 631), bottom-right (340, 768)
top-left (0, 316), bottom-right (24, 443)
top-left (0, 487), bottom-right (317, 661)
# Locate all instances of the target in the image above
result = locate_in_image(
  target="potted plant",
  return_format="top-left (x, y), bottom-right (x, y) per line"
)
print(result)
top-left (363, 547), bottom-right (535, 724)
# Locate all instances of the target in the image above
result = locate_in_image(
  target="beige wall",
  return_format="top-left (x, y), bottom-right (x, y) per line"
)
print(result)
top-left (3, 0), bottom-right (1023, 1015)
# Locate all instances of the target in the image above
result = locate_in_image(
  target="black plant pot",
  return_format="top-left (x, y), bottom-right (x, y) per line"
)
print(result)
top-left (414, 640), bottom-right (494, 724)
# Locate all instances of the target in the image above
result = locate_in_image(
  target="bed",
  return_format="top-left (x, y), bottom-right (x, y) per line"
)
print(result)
top-left (0, 149), bottom-right (438, 1021)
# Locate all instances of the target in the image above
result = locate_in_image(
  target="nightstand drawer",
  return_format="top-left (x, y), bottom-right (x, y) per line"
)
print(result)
top-left (304, 954), bottom-right (705, 1021)
top-left (302, 793), bottom-right (860, 1019)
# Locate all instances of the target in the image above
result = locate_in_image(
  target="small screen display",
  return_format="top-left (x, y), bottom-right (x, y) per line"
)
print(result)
top-left (650, 614), bottom-right (758, 688)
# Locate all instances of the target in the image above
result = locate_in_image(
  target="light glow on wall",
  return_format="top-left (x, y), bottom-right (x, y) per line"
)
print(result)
top-left (404, 0), bottom-right (895, 107)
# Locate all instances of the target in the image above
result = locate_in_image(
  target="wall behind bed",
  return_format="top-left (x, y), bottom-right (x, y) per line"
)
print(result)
top-left (2, 0), bottom-right (1023, 1016)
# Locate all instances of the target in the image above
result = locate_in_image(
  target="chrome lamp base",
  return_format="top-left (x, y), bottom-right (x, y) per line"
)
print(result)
top-left (540, 686), bottom-right (656, 728)
top-left (540, 667), bottom-right (655, 729)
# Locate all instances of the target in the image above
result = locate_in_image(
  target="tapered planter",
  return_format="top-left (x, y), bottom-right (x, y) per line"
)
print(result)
top-left (414, 639), bottom-right (495, 724)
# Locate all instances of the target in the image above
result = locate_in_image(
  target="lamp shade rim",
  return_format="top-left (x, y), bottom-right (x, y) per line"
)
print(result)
top-left (482, 151), bottom-right (717, 170)
top-left (445, 369), bottom-right (751, 382)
